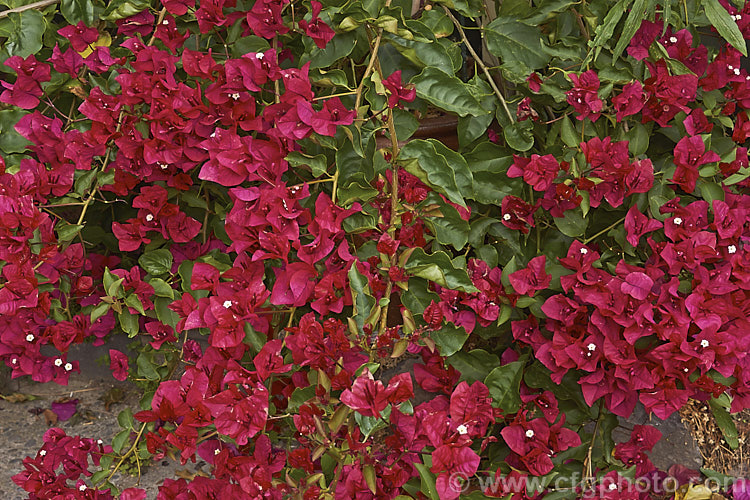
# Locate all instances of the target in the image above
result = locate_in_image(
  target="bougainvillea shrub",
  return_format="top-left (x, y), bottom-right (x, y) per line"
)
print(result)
top-left (3, 0), bottom-right (750, 497)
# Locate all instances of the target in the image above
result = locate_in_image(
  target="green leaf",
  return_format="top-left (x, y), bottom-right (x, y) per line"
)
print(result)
top-left (118, 310), bottom-right (139, 337)
top-left (154, 297), bottom-right (178, 329)
top-left (286, 151), bottom-right (329, 177)
top-left (0, 109), bottom-right (30, 154)
top-left (136, 352), bottom-right (159, 381)
top-left (484, 360), bottom-right (525, 412)
top-left (485, 17), bottom-right (550, 72)
top-left (308, 31), bottom-right (357, 68)
top-left (354, 405), bottom-right (391, 438)
top-left (89, 302), bottom-right (110, 323)
top-left (413, 463), bottom-right (440, 500)
top-left (56, 222), bottom-right (84, 243)
top-left (554, 207), bottom-right (587, 237)
top-left (149, 278), bottom-right (174, 299)
top-left (625, 123), bottom-right (649, 156)
top-left (584, 0), bottom-right (629, 66)
top-left (430, 324), bottom-right (469, 357)
top-left (117, 408), bottom-right (134, 429)
top-left (411, 67), bottom-right (488, 117)
top-left (704, 0), bottom-right (748, 56)
top-left (448, 349), bottom-right (500, 383)
top-left (111, 429), bottom-right (130, 454)
top-left (138, 249), bottom-right (173, 276)
top-left (560, 115), bottom-right (579, 148)
top-left (424, 194), bottom-right (470, 250)
top-left (124, 294), bottom-right (145, 315)
top-left (404, 248), bottom-right (477, 292)
top-left (61, 0), bottom-right (96, 25)
top-left (0, 10), bottom-right (45, 58)
top-left (102, 0), bottom-right (151, 21)
top-left (288, 386), bottom-right (316, 411)
top-left (611, 0), bottom-right (648, 61)
top-left (348, 264), bottom-right (377, 333)
top-left (709, 397), bottom-right (739, 449)
top-left (503, 120), bottom-right (535, 152)
top-left (699, 181), bottom-right (724, 203)
top-left (399, 138), bottom-right (473, 207)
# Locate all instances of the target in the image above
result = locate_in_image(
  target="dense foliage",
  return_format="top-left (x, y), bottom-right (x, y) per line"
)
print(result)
top-left (3, 0), bottom-right (750, 497)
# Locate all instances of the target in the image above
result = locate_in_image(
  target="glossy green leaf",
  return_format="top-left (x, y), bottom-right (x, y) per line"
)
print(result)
top-left (503, 120), bottom-right (535, 152)
top-left (430, 324), bottom-right (469, 357)
top-left (448, 349), bottom-right (501, 383)
top-left (102, 0), bottom-right (151, 21)
top-left (704, 0), bottom-right (748, 56)
top-left (56, 222), bottom-right (84, 243)
top-left (404, 248), bottom-right (478, 292)
top-left (412, 67), bottom-right (488, 117)
top-left (414, 463), bottom-right (440, 500)
top-left (484, 360), bottom-right (525, 412)
top-left (118, 310), bottom-right (139, 337)
top-left (61, 0), bottom-right (96, 25)
top-left (424, 194), bottom-right (470, 250)
top-left (0, 10), bottom-right (45, 58)
top-left (138, 249), bottom-right (173, 276)
top-left (0, 109), bottom-right (30, 154)
top-left (136, 352), bottom-right (159, 381)
top-left (709, 397), bottom-right (739, 449)
top-left (485, 17), bottom-right (550, 72)
top-left (399, 138), bottom-right (473, 207)
top-left (611, 0), bottom-right (648, 61)
top-left (554, 207), bottom-right (587, 237)
top-left (348, 264), bottom-right (377, 333)
top-left (112, 429), bottom-right (130, 454)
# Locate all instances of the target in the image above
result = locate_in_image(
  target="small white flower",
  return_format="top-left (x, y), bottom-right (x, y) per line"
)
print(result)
top-left (79, 484), bottom-right (87, 491)
top-left (97, 439), bottom-right (103, 445)
top-left (162, 19), bottom-right (169, 24)
top-left (39, 450), bottom-right (47, 456)
top-left (456, 424), bottom-right (468, 435)
top-left (669, 36), bottom-right (677, 43)
top-left (580, 248), bottom-right (588, 255)
top-left (230, 92), bottom-right (241, 100)
top-left (728, 245), bottom-right (737, 254)
top-left (608, 483), bottom-right (618, 491)
top-left (145, 213), bottom-right (154, 222)
top-left (502, 213), bottom-right (512, 221)
top-left (54, 358), bottom-right (63, 367)
top-left (700, 339), bottom-right (709, 348)
top-left (64, 363), bottom-right (73, 371)
top-left (736, 68), bottom-right (742, 76)
top-left (737, 14), bottom-right (742, 20)
top-left (26, 334), bottom-right (34, 342)
top-left (159, 163), bottom-right (169, 170)
top-left (729, 65), bottom-right (734, 70)
top-left (11, 357), bottom-right (17, 365)
top-left (587, 343), bottom-right (596, 351)
top-left (223, 300), bottom-right (233, 308)
top-left (210, 131), bottom-right (217, 138)
top-left (255, 52), bottom-right (264, 59)
top-left (684, 367), bottom-right (690, 373)
top-left (673, 217), bottom-right (683, 225)
top-left (214, 448), bottom-right (221, 455)
top-left (525, 429), bottom-right (534, 438)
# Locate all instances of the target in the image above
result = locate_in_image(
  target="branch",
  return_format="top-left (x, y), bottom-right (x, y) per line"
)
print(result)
top-left (0, 0), bottom-right (59, 19)
top-left (442, 6), bottom-right (515, 124)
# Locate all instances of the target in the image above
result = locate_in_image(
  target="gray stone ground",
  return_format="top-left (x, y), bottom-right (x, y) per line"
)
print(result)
top-left (0, 339), bottom-right (704, 498)
top-left (0, 340), bottom-right (194, 499)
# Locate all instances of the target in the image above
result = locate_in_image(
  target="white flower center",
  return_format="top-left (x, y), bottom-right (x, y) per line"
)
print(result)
top-left (214, 448), bottom-right (221, 455)
top-left (580, 248), bottom-right (588, 255)
top-left (729, 245), bottom-right (737, 254)
top-left (673, 217), bottom-right (683, 225)
top-left (684, 367), bottom-right (689, 373)
top-left (729, 65), bottom-right (734, 70)
top-left (502, 213), bottom-right (512, 221)
top-left (65, 363), bottom-right (73, 371)
top-left (26, 334), bottom-right (34, 342)
top-left (700, 339), bottom-right (709, 348)
top-left (587, 343), bottom-right (596, 351)
top-left (669, 36), bottom-right (677, 43)
top-left (97, 439), bottom-right (103, 445)
top-left (159, 163), bottom-right (168, 170)
top-left (145, 213), bottom-right (154, 222)
top-left (230, 92), bottom-right (240, 100)
top-left (457, 424), bottom-right (468, 435)
top-left (54, 358), bottom-right (63, 367)
top-left (525, 429), bottom-right (534, 438)
top-left (79, 485), bottom-right (87, 491)
top-left (223, 300), bottom-right (233, 308)
top-left (11, 358), bottom-right (17, 365)
top-left (608, 484), bottom-right (617, 491)
top-left (736, 68), bottom-right (742, 75)
top-left (39, 450), bottom-right (47, 456)
top-left (255, 53), bottom-right (264, 59)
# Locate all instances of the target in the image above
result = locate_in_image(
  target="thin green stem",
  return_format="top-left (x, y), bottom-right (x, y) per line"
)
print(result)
top-left (582, 216), bottom-right (625, 245)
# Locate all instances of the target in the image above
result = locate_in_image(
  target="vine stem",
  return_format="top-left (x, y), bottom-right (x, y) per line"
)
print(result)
top-left (582, 216), bottom-right (625, 245)
top-left (0, 0), bottom-right (58, 18)
top-left (442, 6), bottom-right (514, 124)
top-left (147, 8), bottom-right (168, 46)
top-left (97, 422), bottom-right (148, 487)
top-left (353, 28), bottom-right (383, 115)
top-left (581, 401), bottom-right (605, 490)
